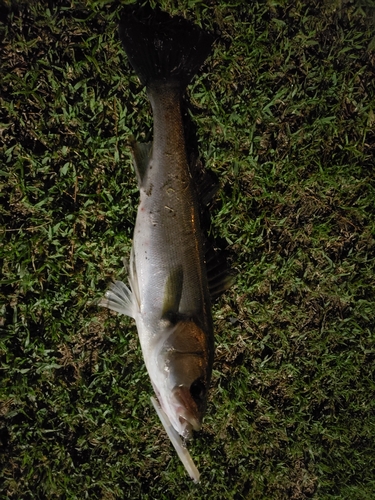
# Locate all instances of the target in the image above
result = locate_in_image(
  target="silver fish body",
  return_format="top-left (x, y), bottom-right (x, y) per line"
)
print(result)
top-left (131, 82), bottom-right (214, 439)
top-left (101, 7), bottom-right (216, 443)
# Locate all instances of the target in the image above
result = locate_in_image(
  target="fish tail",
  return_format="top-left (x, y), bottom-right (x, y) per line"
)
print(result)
top-left (118, 5), bottom-right (215, 91)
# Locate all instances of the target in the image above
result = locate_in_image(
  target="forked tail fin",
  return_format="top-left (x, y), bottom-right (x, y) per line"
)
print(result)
top-left (118, 5), bottom-right (215, 90)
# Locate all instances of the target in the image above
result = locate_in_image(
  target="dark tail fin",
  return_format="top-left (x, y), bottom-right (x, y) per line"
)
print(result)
top-left (118, 5), bottom-right (215, 90)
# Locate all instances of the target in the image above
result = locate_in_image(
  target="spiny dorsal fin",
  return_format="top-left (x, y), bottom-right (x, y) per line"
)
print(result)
top-left (100, 280), bottom-right (137, 318)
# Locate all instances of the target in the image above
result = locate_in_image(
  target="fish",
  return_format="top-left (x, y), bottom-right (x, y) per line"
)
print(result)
top-left (101, 5), bottom-right (225, 482)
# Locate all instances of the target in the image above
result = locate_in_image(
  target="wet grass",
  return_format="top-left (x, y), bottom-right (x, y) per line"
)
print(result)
top-left (1, 0), bottom-right (375, 498)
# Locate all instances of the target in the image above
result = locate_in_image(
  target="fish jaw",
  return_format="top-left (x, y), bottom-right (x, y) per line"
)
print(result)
top-left (151, 396), bottom-right (200, 483)
top-left (152, 384), bottom-right (202, 440)
top-left (171, 385), bottom-right (202, 437)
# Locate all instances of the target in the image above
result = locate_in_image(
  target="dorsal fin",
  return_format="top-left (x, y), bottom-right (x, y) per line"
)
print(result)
top-left (100, 280), bottom-right (137, 318)
top-left (190, 155), bottom-right (235, 300)
top-left (205, 242), bottom-right (235, 301)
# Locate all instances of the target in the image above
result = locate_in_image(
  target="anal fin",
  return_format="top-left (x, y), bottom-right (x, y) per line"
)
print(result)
top-left (132, 141), bottom-right (152, 187)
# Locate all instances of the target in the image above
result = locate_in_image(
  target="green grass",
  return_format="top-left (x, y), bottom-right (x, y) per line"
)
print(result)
top-left (1, 0), bottom-right (375, 498)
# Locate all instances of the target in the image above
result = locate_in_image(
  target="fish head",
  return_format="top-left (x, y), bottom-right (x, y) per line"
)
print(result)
top-left (154, 319), bottom-right (211, 440)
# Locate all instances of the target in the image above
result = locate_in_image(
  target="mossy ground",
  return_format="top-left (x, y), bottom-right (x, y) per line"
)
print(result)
top-left (1, 1), bottom-right (375, 498)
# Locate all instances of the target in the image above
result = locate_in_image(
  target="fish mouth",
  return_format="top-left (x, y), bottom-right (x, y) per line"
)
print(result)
top-left (153, 384), bottom-right (203, 438)
top-left (177, 413), bottom-right (200, 440)
top-left (173, 386), bottom-right (202, 439)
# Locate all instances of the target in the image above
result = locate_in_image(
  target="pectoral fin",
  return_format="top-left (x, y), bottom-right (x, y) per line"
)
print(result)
top-left (162, 266), bottom-right (183, 320)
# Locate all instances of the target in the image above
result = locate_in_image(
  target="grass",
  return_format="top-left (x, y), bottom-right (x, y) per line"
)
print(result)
top-left (1, 0), bottom-right (375, 498)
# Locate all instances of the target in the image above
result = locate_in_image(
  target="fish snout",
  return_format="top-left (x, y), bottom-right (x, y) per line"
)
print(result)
top-left (173, 386), bottom-right (202, 439)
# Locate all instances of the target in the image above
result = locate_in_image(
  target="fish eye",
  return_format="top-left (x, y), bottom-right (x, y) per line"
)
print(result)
top-left (190, 378), bottom-right (206, 402)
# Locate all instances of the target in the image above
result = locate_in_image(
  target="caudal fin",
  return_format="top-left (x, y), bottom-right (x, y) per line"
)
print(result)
top-left (118, 5), bottom-right (215, 90)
